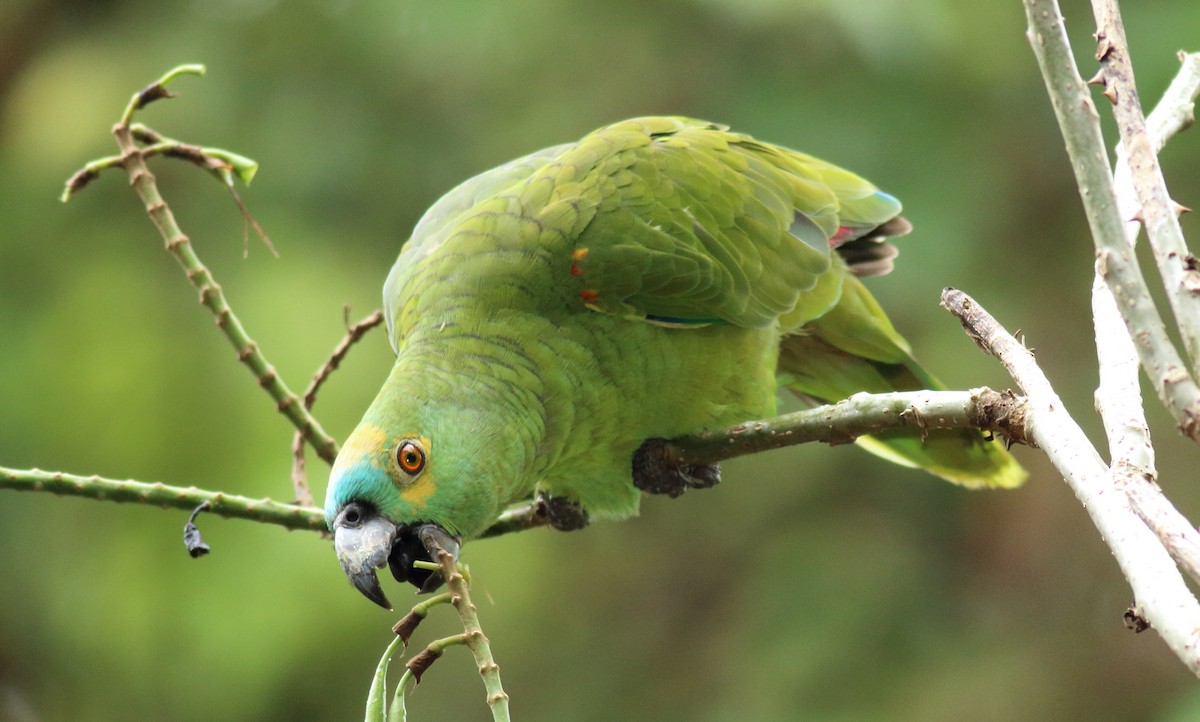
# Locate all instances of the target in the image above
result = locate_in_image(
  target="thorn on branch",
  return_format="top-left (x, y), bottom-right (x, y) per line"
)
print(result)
top-left (393, 612), bottom-right (423, 647)
top-left (1094, 31), bottom-right (1116, 62)
top-left (183, 501), bottom-right (212, 557)
top-left (1124, 605), bottom-right (1151, 633)
top-left (133, 83), bottom-right (176, 112)
top-left (406, 647), bottom-right (443, 684)
top-left (62, 168), bottom-right (100, 200)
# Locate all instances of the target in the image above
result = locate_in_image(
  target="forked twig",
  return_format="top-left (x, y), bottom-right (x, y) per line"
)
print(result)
top-left (943, 288), bottom-right (1200, 676)
top-left (1022, 0), bottom-right (1200, 438)
top-left (60, 64), bottom-right (339, 464)
top-left (291, 308), bottom-right (385, 506)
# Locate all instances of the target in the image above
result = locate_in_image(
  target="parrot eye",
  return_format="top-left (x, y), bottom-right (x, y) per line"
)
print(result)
top-left (395, 440), bottom-right (426, 476)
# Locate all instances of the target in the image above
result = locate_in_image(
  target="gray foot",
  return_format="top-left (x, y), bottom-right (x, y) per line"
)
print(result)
top-left (537, 493), bottom-right (590, 531)
top-left (632, 438), bottom-right (721, 498)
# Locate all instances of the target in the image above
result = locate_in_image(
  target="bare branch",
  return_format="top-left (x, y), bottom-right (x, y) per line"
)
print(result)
top-left (662, 388), bottom-right (1030, 468)
top-left (1098, 49), bottom-right (1200, 589)
top-left (942, 287), bottom-right (1200, 676)
top-left (1022, 0), bottom-right (1200, 438)
top-left (1091, 3), bottom-right (1200, 379)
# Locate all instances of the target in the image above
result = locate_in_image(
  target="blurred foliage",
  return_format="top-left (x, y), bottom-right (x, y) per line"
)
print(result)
top-left (2, 0), bottom-right (1200, 720)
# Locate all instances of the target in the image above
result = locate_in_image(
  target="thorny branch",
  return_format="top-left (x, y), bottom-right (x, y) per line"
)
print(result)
top-left (60, 64), bottom-right (340, 464)
top-left (0, 388), bottom-right (1029, 537)
top-left (1011, 0), bottom-right (1200, 679)
top-left (1091, 1), bottom-right (1200, 382)
top-left (943, 288), bottom-right (1200, 675)
top-left (1023, 0), bottom-right (1200, 438)
top-left (1100, 50), bottom-right (1200, 589)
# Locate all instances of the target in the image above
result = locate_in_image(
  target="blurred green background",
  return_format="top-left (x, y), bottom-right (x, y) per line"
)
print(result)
top-left (2, 0), bottom-right (1200, 720)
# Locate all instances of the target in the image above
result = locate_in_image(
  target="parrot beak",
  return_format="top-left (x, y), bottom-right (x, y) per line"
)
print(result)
top-left (388, 524), bottom-right (462, 594)
top-left (332, 503), bottom-right (463, 608)
top-left (333, 503), bottom-right (398, 610)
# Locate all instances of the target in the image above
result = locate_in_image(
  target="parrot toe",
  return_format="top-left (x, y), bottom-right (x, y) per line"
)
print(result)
top-left (537, 493), bottom-right (590, 531)
top-left (631, 438), bottom-right (721, 498)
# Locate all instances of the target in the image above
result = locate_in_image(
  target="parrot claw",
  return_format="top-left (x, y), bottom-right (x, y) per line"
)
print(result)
top-left (631, 438), bottom-right (721, 498)
top-left (536, 493), bottom-right (590, 531)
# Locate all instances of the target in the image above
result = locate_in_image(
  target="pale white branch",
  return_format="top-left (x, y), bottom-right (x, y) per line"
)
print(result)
top-left (944, 288), bottom-right (1200, 676)
top-left (1092, 2), bottom-right (1200, 382)
top-left (1100, 48), bottom-right (1200, 588)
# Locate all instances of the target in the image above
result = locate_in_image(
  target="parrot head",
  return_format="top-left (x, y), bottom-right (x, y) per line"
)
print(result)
top-left (324, 378), bottom-right (522, 609)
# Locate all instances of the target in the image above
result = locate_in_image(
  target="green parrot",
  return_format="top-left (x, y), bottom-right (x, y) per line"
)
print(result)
top-left (325, 117), bottom-right (1025, 608)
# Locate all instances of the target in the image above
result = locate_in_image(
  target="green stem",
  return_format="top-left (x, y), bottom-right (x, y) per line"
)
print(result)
top-left (388, 669), bottom-right (414, 722)
top-left (118, 64), bottom-right (207, 125)
top-left (366, 632), bottom-right (407, 722)
top-left (106, 93), bottom-right (340, 464)
top-left (0, 466), bottom-right (324, 532)
top-left (391, 591), bottom-right (453, 644)
top-left (436, 555), bottom-right (510, 722)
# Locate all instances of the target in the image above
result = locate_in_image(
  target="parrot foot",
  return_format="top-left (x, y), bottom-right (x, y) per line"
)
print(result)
top-left (537, 493), bottom-right (590, 531)
top-left (631, 438), bottom-right (721, 498)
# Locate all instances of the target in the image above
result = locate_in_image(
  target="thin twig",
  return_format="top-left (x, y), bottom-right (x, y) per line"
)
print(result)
top-left (0, 465), bottom-right (324, 532)
top-left (291, 308), bottom-right (385, 505)
top-left (942, 287), bottom-right (1200, 676)
top-left (303, 308), bottom-right (386, 410)
top-left (290, 432), bottom-right (312, 509)
top-left (1023, 0), bottom-right (1200, 439)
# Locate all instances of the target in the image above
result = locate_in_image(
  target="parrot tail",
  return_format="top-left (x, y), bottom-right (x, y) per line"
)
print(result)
top-left (776, 275), bottom-right (1026, 489)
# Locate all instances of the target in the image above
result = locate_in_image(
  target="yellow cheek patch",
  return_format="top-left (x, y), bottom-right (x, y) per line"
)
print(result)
top-left (399, 476), bottom-right (437, 507)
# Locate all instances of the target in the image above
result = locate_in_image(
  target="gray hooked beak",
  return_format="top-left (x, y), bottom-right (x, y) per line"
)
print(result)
top-left (333, 503), bottom-right (398, 610)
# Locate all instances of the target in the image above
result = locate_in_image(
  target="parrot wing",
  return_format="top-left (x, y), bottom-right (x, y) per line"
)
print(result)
top-left (558, 117), bottom-right (904, 328)
top-left (552, 117), bottom-right (1022, 488)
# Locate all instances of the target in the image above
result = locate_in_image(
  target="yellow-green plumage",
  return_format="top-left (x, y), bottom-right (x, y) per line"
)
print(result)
top-left (326, 117), bottom-right (1024, 561)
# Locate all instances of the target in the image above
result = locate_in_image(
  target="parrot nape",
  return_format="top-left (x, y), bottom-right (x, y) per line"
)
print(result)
top-left (325, 117), bottom-right (1026, 609)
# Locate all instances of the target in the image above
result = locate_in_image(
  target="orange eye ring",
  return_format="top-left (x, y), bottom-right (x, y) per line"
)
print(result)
top-left (395, 440), bottom-right (426, 476)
